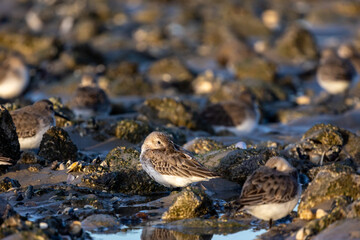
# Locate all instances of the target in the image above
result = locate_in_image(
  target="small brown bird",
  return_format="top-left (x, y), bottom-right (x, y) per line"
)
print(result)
top-left (69, 74), bottom-right (111, 119)
top-left (140, 132), bottom-right (219, 188)
top-left (200, 89), bottom-right (260, 135)
top-left (10, 100), bottom-right (67, 150)
top-left (317, 48), bottom-right (356, 94)
top-left (0, 54), bottom-right (29, 99)
top-left (236, 157), bottom-right (301, 228)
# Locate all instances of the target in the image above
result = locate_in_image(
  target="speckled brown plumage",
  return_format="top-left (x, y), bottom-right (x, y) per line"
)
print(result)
top-left (238, 167), bottom-right (298, 206)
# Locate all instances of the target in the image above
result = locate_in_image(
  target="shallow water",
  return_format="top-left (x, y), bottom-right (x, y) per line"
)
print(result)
top-left (90, 228), bottom-right (267, 240)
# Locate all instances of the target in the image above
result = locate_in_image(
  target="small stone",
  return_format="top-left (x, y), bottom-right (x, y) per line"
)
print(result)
top-left (316, 209), bottom-right (328, 219)
top-left (81, 214), bottom-right (120, 231)
top-left (235, 142), bottom-right (247, 149)
top-left (0, 177), bottom-right (21, 192)
top-left (69, 221), bottom-right (82, 235)
top-left (58, 163), bottom-right (66, 170)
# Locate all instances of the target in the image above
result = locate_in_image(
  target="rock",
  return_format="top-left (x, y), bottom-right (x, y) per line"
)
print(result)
top-left (233, 57), bottom-right (277, 83)
top-left (106, 62), bottom-right (151, 96)
top-left (81, 214), bottom-right (120, 231)
top-left (0, 177), bottom-right (21, 192)
top-left (38, 127), bottom-right (78, 163)
top-left (2, 232), bottom-right (48, 240)
top-left (0, 105), bottom-right (20, 164)
top-left (298, 164), bottom-right (360, 219)
top-left (313, 218), bottom-right (360, 240)
top-left (112, 120), bottom-right (150, 144)
top-left (147, 57), bottom-right (193, 92)
top-left (199, 148), bottom-right (279, 185)
top-left (183, 138), bottom-right (225, 155)
top-left (192, 70), bottom-right (222, 95)
top-left (162, 186), bottom-right (216, 221)
top-left (293, 123), bottom-right (360, 166)
top-left (139, 97), bottom-right (198, 129)
top-left (104, 146), bottom-right (140, 171)
top-left (0, 197), bottom-right (17, 225)
top-left (17, 151), bottom-right (43, 165)
top-left (82, 169), bottom-right (167, 195)
top-left (275, 24), bottom-right (318, 63)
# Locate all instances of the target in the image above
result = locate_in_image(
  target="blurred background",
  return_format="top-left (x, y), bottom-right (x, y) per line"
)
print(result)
top-left (0, 0), bottom-right (359, 123)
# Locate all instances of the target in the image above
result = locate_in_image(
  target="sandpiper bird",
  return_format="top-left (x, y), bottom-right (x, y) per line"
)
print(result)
top-left (200, 89), bottom-right (260, 135)
top-left (0, 54), bottom-right (29, 100)
top-left (10, 100), bottom-right (67, 150)
top-left (69, 74), bottom-right (111, 119)
top-left (316, 48), bottom-right (356, 94)
top-left (236, 157), bottom-right (301, 228)
top-left (338, 43), bottom-right (360, 75)
top-left (140, 131), bottom-right (219, 188)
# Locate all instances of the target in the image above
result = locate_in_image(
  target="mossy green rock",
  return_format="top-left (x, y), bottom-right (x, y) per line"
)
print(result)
top-left (162, 186), bottom-right (216, 221)
top-left (82, 169), bottom-right (167, 195)
top-left (0, 105), bottom-right (20, 163)
top-left (114, 120), bottom-right (150, 144)
top-left (183, 138), bottom-right (225, 155)
top-left (104, 146), bottom-right (140, 171)
top-left (299, 123), bottom-right (360, 166)
top-left (275, 24), bottom-right (318, 63)
top-left (298, 164), bottom-right (360, 219)
top-left (0, 33), bottom-right (56, 65)
top-left (234, 57), bottom-right (276, 83)
top-left (0, 177), bottom-right (20, 192)
top-left (147, 57), bottom-right (193, 87)
top-left (139, 98), bottom-right (197, 129)
top-left (38, 127), bottom-right (78, 162)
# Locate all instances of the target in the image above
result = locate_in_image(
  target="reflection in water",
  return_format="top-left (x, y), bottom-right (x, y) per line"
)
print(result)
top-left (141, 227), bottom-right (213, 240)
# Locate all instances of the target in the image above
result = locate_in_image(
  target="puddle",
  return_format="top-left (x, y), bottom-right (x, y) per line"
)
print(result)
top-left (89, 227), bottom-right (267, 240)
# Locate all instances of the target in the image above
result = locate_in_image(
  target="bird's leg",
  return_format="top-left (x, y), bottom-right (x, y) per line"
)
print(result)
top-left (269, 219), bottom-right (273, 229)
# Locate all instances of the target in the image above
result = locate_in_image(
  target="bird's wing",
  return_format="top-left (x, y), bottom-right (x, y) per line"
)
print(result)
top-left (10, 110), bottom-right (40, 138)
top-left (238, 167), bottom-right (299, 206)
top-left (201, 102), bottom-right (248, 126)
top-left (143, 146), bottom-right (218, 179)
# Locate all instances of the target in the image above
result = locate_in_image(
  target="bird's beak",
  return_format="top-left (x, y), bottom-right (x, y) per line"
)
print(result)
top-left (55, 111), bottom-right (70, 121)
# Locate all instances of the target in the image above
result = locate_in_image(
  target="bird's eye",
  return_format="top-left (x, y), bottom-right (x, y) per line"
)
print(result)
top-left (157, 141), bottom-right (161, 145)
top-left (273, 167), bottom-right (277, 170)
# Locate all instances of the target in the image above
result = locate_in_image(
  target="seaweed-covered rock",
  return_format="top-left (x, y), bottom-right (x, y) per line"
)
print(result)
top-left (104, 146), bottom-right (140, 171)
top-left (113, 120), bottom-right (150, 144)
top-left (162, 186), bottom-right (216, 221)
top-left (106, 62), bottom-right (152, 96)
top-left (82, 169), bottom-right (167, 195)
top-left (275, 24), bottom-right (318, 63)
top-left (0, 105), bottom-right (20, 164)
top-left (292, 123), bottom-right (360, 166)
top-left (298, 164), bottom-right (360, 220)
top-left (0, 177), bottom-right (21, 192)
top-left (139, 97), bottom-right (197, 129)
top-left (312, 218), bottom-right (360, 240)
top-left (38, 127), bottom-right (78, 163)
top-left (147, 57), bottom-right (193, 92)
top-left (199, 148), bottom-right (279, 185)
top-left (183, 138), bottom-right (225, 155)
top-left (0, 33), bottom-right (56, 65)
top-left (234, 57), bottom-right (277, 83)
top-left (17, 151), bottom-right (44, 165)
top-left (81, 214), bottom-right (120, 232)
top-left (296, 199), bottom-right (360, 240)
